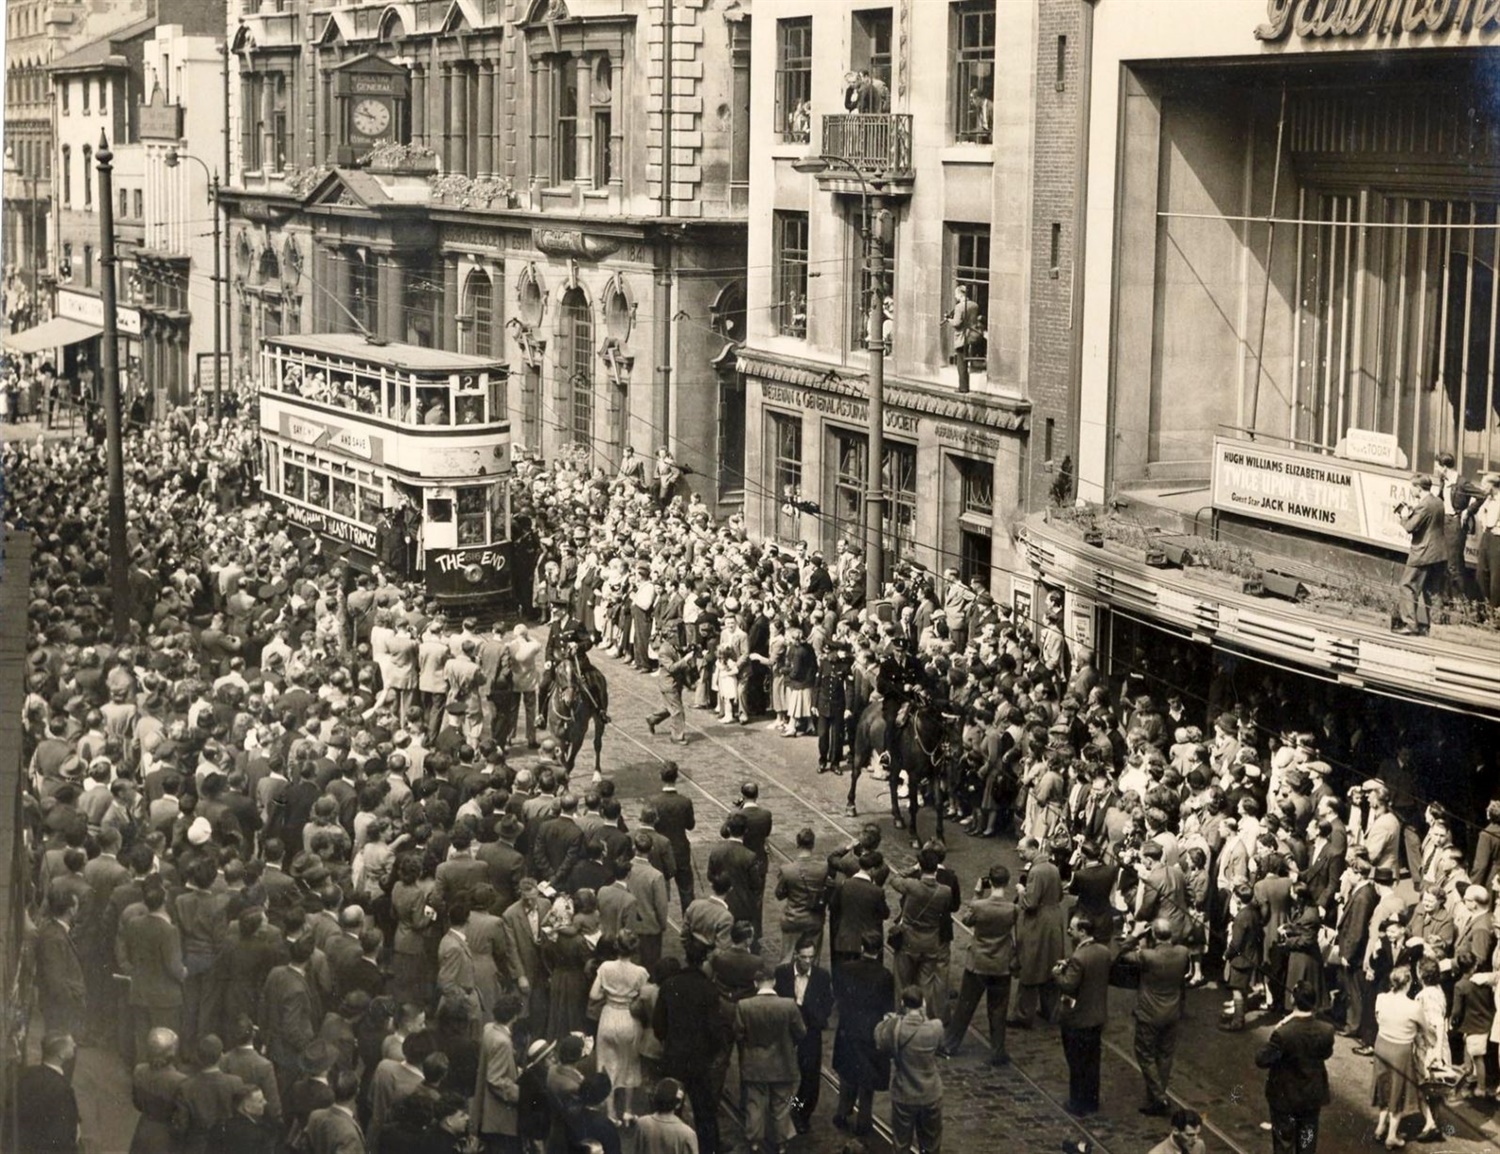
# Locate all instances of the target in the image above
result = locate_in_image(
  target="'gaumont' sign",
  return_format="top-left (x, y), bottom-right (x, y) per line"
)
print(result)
top-left (1210, 437), bottom-right (1412, 552)
top-left (1255, 0), bottom-right (1500, 41)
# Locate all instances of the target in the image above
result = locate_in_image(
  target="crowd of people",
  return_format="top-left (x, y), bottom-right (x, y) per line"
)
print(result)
top-left (4, 400), bottom-right (1500, 1154)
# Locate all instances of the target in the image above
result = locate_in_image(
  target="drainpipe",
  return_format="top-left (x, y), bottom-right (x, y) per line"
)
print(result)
top-left (656, 0), bottom-right (674, 453)
top-left (221, 42), bottom-right (232, 391)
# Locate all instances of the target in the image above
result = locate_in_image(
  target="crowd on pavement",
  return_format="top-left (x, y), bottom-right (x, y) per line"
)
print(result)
top-left (3, 406), bottom-right (1500, 1154)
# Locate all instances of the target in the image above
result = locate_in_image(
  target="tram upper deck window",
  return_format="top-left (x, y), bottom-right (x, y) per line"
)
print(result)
top-left (456, 394), bottom-right (485, 425)
top-left (283, 462), bottom-right (305, 501)
top-left (427, 497), bottom-right (453, 523)
top-left (332, 478), bottom-right (357, 519)
top-left (419, 387), bottom-right (451, 425)
top-left (307, 474), bottom-right (329, 508)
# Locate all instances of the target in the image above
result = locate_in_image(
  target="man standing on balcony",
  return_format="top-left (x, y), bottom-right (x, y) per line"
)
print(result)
top-left (1394, 474), bottom-right (1446, 636)
top-left (943, 286), bottom-right (983, 394)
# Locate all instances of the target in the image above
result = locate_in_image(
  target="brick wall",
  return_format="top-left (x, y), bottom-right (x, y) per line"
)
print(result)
top-left (1026, 0), bottom-right (1088, 512)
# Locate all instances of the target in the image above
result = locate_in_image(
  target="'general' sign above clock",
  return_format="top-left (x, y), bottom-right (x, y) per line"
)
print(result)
top-left (331, 53), bottom-right (411, 160)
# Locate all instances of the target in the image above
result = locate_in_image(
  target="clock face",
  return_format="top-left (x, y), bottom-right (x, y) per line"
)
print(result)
top-left (351, 98), bottom-right (392, 138)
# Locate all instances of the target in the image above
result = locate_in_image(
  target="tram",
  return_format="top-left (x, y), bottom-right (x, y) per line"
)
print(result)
top-left (257, 332), bottom-right (517, 606)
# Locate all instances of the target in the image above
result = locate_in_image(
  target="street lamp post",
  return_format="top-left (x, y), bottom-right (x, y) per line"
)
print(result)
top-left (792, 152), bottom-right (889, 606)
top-left (96, 133), bottom-right (130, 642)
top-left (165, 148), bottom-right (222, 421)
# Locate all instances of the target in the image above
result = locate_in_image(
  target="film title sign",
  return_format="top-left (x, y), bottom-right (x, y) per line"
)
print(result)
top-left (1255, 0), bottom-right (1500, 41)
top-left (1211, 438), bottom-right (1410, 552)
top-left (431, 548), bottom-right (509, 575)
top-left (762, 384), bottom-right (919, 433)
top-left (279, 500), bottom-right (378, 552)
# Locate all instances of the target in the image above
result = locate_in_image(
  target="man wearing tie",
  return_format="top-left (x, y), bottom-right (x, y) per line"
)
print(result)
top-left (775, 936), bottom-right (835, 1135)
top-left (650, 762), bottom-right (697, 914)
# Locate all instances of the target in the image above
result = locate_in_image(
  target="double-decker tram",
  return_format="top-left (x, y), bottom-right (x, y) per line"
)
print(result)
top-left (258, 332), bottom-right (515, 606)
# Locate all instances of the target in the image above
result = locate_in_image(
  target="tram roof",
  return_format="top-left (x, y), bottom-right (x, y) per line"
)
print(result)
top-left (264, 333), bottom-right (508, 374)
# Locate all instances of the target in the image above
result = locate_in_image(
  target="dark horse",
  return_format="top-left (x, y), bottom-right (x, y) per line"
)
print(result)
top-left (548, 654), bottom-right (610, 782)
top-left (848, 697), bottom-right (950, 847)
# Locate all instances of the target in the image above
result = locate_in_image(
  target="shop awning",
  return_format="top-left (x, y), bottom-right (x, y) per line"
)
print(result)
top-left (2, 316), bottom-right (102, 354)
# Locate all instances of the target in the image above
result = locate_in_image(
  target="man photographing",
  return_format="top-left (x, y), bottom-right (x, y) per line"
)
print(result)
top-left (1393, 474), bottom-right (1446, 636)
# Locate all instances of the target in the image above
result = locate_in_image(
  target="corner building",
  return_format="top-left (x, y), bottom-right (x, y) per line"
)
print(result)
top-left (220, 0), bottom-right (750, 513)
top-left (1020, 0), bottom-right (1500, 814)
top-left (738, 0), bottom-right (1048, 592)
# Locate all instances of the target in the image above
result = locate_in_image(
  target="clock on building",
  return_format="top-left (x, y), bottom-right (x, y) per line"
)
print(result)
top-left (331, 54), bottom-right (412, 163)
top-left (351, 97), bottom-right (393, 141)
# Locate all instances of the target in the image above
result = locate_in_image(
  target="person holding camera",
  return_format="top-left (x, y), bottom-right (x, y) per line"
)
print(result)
top-left (1393, 474), bottom-right (1447, 636)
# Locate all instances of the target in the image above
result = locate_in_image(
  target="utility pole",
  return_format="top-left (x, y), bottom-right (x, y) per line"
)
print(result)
top-left (95, 132), bottom-right (130, 642)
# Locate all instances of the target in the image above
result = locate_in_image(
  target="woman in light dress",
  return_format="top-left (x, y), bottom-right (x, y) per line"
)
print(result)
top-left (588, 928), bottom-right (650, 1118)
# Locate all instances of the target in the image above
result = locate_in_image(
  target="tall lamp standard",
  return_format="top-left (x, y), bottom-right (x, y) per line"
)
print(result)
top-left (164, 147), bottom-right (222, 421)
top-left (792, 152), bottom-right (890, 605)
top-left (3, 146), bottom-right (42, 330)
top-left (95, 132), bottom-right (130, 641)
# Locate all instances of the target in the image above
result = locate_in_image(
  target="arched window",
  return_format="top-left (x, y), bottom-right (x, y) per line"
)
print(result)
top-left (557, 287), bottom-right (592, 450)
top-left (463, 268), bottom-right (494, 358)
top-left (258, 246), bottom-right (280, 286)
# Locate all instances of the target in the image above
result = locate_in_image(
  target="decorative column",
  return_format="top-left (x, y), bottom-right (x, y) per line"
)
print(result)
top-left (575, 55), bottom-right (592, 187)
top-left (441, 64), bottom-right (454, 173)
top-left (411, 65), bottom-right (426, 149)
top-left (442, 254), bottom-right (460, 352)
top-left (476, 62), bottom-right (495, 177)
top-left (311, 245), bottom-right (329, 329)
top-left (452, 66), bottom-right (470, 176)
top-left (331, 247), bottom-right (352, 334)
top-left (378, 254), bottom-right (405, 344)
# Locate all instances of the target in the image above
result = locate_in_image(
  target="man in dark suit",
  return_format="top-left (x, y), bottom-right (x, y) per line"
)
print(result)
top-left (434, 828), bottom-right (491, 910)
top-left (650, 762), bottom-right (697, 913)
top-left (1119, 916), bottom-right (1191, 1115)
top-left (1334, 860), bottom-right (1378, 1045)
top-left (118, 877), bottom-right (187, 1060)
top-left (829, 852), bottom-right (889, 966)
top-left (736, 962), bottom-right (806, 1154)
top-left (529, 793), bottom-right (586, 892)
top-left (34, 889), bottom-right (87, 1042)
top-left (655, 943), bottom-right (731, 1154)
top-left (710, 920), bottom-right (764, 1002)
top-left (1257, 981), bottom-right (1336, 1154)
top-left (709, 811), bottom-right (763, 934)
top-left (261, 935), bottom-right (321, 1094)
top-left (321, 906), bottom-right (366, 999)
top-left (173, 1035), bottom-right (250, 1154)
top-left (1395, 473), bottom-right (1447, 634)
top-left (7, 1033), bottom-right (80, 1153)
top-left (221, 1017), bottom-right (284, 1130)
top-left (775, 936), bottom-right (835, 1134)
top-left (831, 931), bottom-right (894, 1137)
top-left (477, 815), bottom-right (527, 911)
top-left (942, 864), bottom-right (1016, 1064)
top-left (1053, 914), bottom-right (1111, 1117)
top-left (305, 1069), bottom-right (365, 1154)
top-left (739, 783), bottom-right (774, 936)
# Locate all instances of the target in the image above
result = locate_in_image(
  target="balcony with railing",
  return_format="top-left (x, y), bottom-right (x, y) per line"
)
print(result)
top-left (813, 114), bottom-right (916, 196)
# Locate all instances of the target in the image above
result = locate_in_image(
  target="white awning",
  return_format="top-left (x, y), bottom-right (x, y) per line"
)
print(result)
top-left (2, 316), bottom-right (102, 354)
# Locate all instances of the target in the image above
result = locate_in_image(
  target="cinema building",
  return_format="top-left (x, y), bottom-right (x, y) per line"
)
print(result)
top-left (1017, 0), bottom-right (1500, 811)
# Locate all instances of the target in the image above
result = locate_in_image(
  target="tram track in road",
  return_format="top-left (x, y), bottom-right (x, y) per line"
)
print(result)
top-left (563, 651), bottom-right (1158, 1154)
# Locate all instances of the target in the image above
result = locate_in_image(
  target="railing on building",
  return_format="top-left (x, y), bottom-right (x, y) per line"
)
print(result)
top-left (820, 114), bottom-right (914, 177)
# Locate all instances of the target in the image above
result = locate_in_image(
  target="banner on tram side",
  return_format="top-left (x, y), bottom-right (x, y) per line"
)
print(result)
top-left (1210, 437), bottom-right (1412, 554)
top-left (276, 498), bottom-right (379, 553)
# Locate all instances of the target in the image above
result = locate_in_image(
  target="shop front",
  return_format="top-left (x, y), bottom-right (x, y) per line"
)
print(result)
top-left (739, 349), bottom-right (1029, 594)
top-left (54, 288), bottom-right (142, 409)
top-left (1045, 0), bottom-right (1500, 792)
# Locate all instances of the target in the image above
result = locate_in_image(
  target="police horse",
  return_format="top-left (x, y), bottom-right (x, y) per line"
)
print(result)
top-left (548, 653), bottom-right (610, 783)
top-left (848, 695), bottom-right (952, 848)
